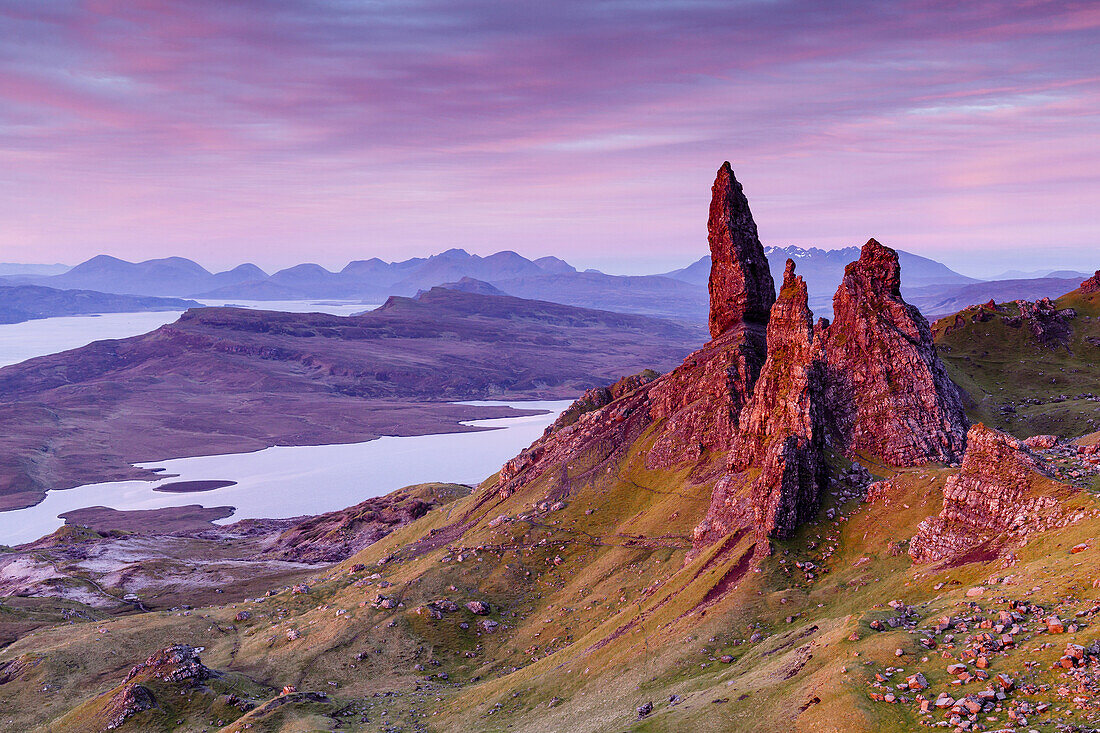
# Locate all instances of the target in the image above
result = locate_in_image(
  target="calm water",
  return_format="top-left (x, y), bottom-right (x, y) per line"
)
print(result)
top-left (0, 400), bottom-right (568, 545)
top-left (0, 299), bottom-right (378, 367)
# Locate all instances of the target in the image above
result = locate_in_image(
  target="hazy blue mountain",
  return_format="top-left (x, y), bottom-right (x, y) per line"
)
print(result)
top-left (664, 245), bottom-right (982, 318)
top-left (0, 284), bottom-right (199, 324)
top-left (0, 263), bottom-right (70, 277)
top-left (994, 268), bottom-right (1091, 280)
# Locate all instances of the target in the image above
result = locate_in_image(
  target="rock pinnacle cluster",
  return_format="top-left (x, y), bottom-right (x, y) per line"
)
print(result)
top-left (491, 162), bottom-right (971, 554)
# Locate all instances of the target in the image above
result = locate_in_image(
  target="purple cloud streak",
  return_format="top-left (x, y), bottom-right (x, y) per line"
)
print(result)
top-left (0, 0), bottom-right (1097, 275)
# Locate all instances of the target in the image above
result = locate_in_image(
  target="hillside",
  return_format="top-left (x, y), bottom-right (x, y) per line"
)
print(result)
top-left (2, 168), bottom-right (1099, 733)
top-left (0, 288), bottom-right (705, 511)
top-left (0, 285), bottom-right (198, 324)
top-left (932, 271), bottom-right (1100, 437)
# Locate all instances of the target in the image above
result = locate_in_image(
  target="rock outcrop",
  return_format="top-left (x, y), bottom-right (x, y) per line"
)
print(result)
top-left (1004, 298), bottom-right (1075, 345)
top-left (545, 370), bottom-right (658, 435)
top-left (1081, 270), bottom-right (1100, 294)
top-left (124, 645), bottom-right (212, 684)
top-left (648, 163), bottom-right (775, 469)
top-left (707, 161), bottom-right (775, 339)
top-left (729, 260), bottom-right (826, 539)
top-left (909, 424), bottom-right (1071, 563)
top-left (821, 239), bottom-right (968, 465)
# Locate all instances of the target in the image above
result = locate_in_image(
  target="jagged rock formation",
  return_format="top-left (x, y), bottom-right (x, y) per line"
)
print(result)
top-left (1081, 270), bottom-right (1100, 294)
top-left (715, 260), bottom-right (827, 540)
top-left (489, 179), bottom-right (971, 557)
top-left (707, 161), bottom-right (776, 339)
top-left (909, 424), bottom-right (1072, 563)
top-left (732, 261), bottom-right (824, 470)
top-left (821, 239), bottom-right (968, 465)
top-left (647, 163), bottom-right (775, 469)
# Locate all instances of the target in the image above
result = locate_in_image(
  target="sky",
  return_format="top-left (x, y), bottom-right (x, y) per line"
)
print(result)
top-left (0, 1), bottom-right (1097, 278)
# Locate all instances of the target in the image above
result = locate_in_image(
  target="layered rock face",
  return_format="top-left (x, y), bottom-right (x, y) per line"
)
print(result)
top-left (731, 261), bottom-right (826, 539)
top-left (821, 239), bottom-right (968, 465)
top-left (909, 424), bottom-right (1068, 563)
top-left (707, 161), bottom-right (776, 339)
top-left (647, 163), bottom-right (775, 469)
top-left (645, 332), bottom-right (763, 469)
top-left (1081, 270), bottom-right (1100, 294)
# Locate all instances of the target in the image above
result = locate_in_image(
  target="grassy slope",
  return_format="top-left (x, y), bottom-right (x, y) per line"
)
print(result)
top-left (3, 405), bottom-right (1100, 731)
top-left (933, 291), bottom-right (1100, 438)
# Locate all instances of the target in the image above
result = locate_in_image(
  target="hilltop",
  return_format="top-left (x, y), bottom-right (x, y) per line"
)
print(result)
top-left (0, 288), bottom-right (704, 510)
top-left (932, 271), bottom-right (1100, 438)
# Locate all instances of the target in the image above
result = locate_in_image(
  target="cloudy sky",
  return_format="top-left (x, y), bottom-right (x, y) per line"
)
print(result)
top-left (1, 0), bottom-right (1097, 276)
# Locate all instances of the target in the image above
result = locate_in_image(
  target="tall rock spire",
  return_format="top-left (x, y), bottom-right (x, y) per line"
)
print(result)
top-left (707, 162), bottom-right (776, 339)
top-left (732, 259), bottom-right (824, 472)
top-left (694, 260), bottom-right (827, 544)
top-left (821, 239), bottom-right (968, 465)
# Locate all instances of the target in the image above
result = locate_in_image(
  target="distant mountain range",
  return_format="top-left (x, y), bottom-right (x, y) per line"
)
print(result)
top-left (0, 262), bottom-right (70, 277)
top-left (0, 250), bottom-right (708, 323)
top-left (663, 245), bottom-right (981, 318)
top-left (0, 285), bottom-right (199, 325)
top-left (1, 248), bottom-right (1094, 323)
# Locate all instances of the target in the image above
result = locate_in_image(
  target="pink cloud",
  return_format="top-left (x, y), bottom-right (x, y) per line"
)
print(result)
top-left (0, 1), bottom-right (1095, 276)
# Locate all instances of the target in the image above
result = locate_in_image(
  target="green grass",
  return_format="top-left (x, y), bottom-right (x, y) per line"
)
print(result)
top-left (934, 299), bottom-right (1100, 437)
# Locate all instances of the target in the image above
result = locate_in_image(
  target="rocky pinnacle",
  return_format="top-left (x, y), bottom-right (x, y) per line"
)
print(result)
top-left (707, 162), bottom-right (776, 339)
top-left (821, 239), bottom-right (969, 465)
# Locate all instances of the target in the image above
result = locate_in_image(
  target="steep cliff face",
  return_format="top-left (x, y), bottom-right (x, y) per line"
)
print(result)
top-left (717, 260), bottom-right (827, 540)
top-left (707, 161), bottom-right (776, 339)
top-left (644, 331), bottom-right (763, 469)
top-left (909, 424), bottom-right (1071, 563)
top-left (822, 239), bottom-right (969, 465)
top-left (1081, 270), bottom-right (1100, 294)
top-left (646, 163), bottom-right (775, 469)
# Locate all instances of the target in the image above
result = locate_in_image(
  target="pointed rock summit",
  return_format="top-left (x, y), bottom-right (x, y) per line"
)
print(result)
top-left (732, 260), bottom-right (826, 539)
top-left (821, 239), bottom-right (968, 465)
top-left (646, 164), bottom-right (775, 468)
top-left (732, 260), bottom-right (823, 471)
top-left (707, 162), bottom-right (775, 339)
